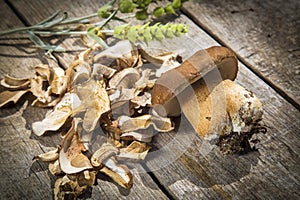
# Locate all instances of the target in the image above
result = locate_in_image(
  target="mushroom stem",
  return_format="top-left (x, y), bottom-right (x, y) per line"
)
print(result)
top-left (179, 79), bottom-right (263, 141)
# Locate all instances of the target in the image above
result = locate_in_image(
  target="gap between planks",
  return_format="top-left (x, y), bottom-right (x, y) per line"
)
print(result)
top-left (4, 0), bottom-right (31, 26)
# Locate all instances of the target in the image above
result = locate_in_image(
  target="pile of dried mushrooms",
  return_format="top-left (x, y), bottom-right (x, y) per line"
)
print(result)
top-left (0, 40), bottom-right (182, 198)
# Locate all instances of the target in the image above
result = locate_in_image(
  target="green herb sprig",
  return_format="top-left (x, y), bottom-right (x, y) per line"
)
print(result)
top-left (0, 0), bottom-right (189, 53)
top-left (114, 22), bottom-right (188, 43)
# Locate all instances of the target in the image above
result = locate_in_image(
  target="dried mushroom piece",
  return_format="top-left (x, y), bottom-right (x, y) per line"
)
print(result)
top-left (59, 120), bottom-right (93, 174)
top-left (109, 68), bottom-right (141, 89)
top-left (138, 47), bottom-right (182, 77)
top-left (100, 157), bottom-right (133, 189)
top-left (49, 64), bottom-right (66, 95)
top-left (118, 114), bottom-right (174, 132)
top-left (0, 90), bottom-right (29, 107)
top-left (120, 131), bottom-right (153, 143)
top-left (34, 64), bottom-right (51, 80)
top-left (92, 63), bottom-right (117, 79)
top-left (131, 92), bottom-right (151, 107)
top-left (31, 63), bottom-right (67, 107)
top-left (30, 76), bottom-right (51, 105)
top-left (0, 75), bottom-right (30, 90)
top-left (49, 159), bottom-right (62, 175)
top-left (134, 69), bottom-right (152, 89)
top-left (94, 40), bottom-right (139, 70)
top-left (54, 171), bottom-right (96, 200)
top-left (33, 146), bottom-right (60, 162)
top-left (67, 49), bottom-right (92, 87)
top-left (139, 47), bottom-right (180, 66)
top-left (73, 79), bottom-right (110, 133)
top-left (118, 141), bottom-right (151, 160)
top-left (32, 92), bottom-right (81, 136)
top-left (91, 143), bottom-right (119, 167)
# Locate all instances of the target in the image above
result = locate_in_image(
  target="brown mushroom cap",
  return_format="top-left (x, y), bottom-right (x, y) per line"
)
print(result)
top-left (151, 46), bottom-right (238, 116)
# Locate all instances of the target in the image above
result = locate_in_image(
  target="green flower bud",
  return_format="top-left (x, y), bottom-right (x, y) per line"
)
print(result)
top-left (119, 0), bottom-right (137, 13)
top-left (127, 26), bottom-right (138, 42)
top-left (135, 9), bottom-right (148, 20)
top-left (113, 25), bottom-right (128, 39)
top-left (164, 4), bottom-right (176, 15)
top-left (163, 24), bottom-right (175, 38)
top-left (154, 28), bottom-right (165, 41)
top-left (172, 0), bottom-right (181, 9)
top-left (153, 7), bottom-right (165, 18)
top-left (142, 26), bottom-right (152, 43)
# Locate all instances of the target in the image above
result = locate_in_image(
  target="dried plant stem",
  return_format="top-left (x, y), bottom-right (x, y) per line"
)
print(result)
top-left (0, 11), bottom-right (99, 36)
top-left (31, 30), bottom-right (114, 35)
top-left (59, 13), bottom-right (98, 25)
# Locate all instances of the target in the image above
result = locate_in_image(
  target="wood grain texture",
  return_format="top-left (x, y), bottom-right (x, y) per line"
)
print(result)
top-left (0, 2), bottom-right (56, 199)
top-left (1, 0), bottom-right (299, 199)
top-left (137, 13), bottom-right (300, 200)
top-left (182, 0), bottom-right (300, 108)
top-left (0, 1), bottom-right (168, 199)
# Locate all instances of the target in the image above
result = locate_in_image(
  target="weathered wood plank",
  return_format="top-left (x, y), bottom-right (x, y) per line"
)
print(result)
top-left (142, 14), bottom-right (300, 199)
top-left (2, 0), bottom-right (300, 199)
top-left (0, 1), bottom-right (168, 199)
top-left (182, 0), bottom-right (300, 108)
top-left (0, 2), bottom-right (57, 199)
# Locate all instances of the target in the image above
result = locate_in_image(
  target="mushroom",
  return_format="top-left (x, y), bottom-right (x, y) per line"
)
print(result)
top-left (152, 46), bottom-right (238, 117)
top-left (151, 46), bottom-right (263, 151)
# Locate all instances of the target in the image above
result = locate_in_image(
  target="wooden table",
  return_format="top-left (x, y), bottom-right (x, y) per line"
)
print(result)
top-left (0, 0), bottom-right (299, 199)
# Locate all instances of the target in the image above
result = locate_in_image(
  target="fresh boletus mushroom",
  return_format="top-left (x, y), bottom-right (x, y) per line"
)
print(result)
top-left (152, 46), bottom-right (263, 153)
top-left (152, 46), bottom-right (238, 116)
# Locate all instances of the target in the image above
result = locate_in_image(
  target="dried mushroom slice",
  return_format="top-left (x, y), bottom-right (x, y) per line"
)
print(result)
top-left (0, 75), bottom-right (30, 90)
top-left (92, 63), bottom-right (117, 79)
top-left (109, 68), bottom-right (140, 89)
top-left (134, 69), bottom-right (152, 89)
top-left (49, 159), bottom-right (62, 175)
top-left (34, 64), bottom-right (51, 80)
top-left (91, 143), bottom-right (119, 167)
top-left (32, 92), bottom-right (81, 136)
top-left (0, 90), bottom-right (29, 107)
top-left (54, 172), bottom-right (94, 200)
top-left (77, 170), bottom-right (97, 187)
top-left (118, 114), bottom-right (174, 132)
top-left (100, 157), bottom-right (133, 189)
top-left (59, 120), bottom-right (93, 174)
top-left (31, 63), bottom-right (67, 106)
top-left (49, 64), bottom-right (66, 95)
top-left (138, 46), bottom-right (180, 66)
top-left (30, 76), bottom-right (51, 104)
top-left (118, 141), bottom-right (151, 160)
top-left (94, 40), bottom-right (139, 70)
top-left (33, 146), bottom-right (60, 162)
top-left (120, 131), bottom-right (153, 143)
top-left (131, 92), bottom-right (151, 107)
top-left (73, 79), bottom-right (110, 133)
